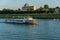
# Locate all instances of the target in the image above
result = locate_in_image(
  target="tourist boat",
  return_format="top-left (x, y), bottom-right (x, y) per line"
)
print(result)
top-left (5, 17), bottom-right (38, 25)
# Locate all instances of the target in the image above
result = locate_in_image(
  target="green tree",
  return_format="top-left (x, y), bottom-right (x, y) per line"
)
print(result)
top-left (40, 7), bottom-right (43, 11)
top-left (49, 8), bottom-right (54, 11)
top-left (2, 8), bottom-right (8, 11)
top-left (43, 5), bottom-right (49, 13)
top-left (27, 7), bottom-right (33, 11)
top-left (2, 8), bottom-right (13, 11)
top-left (44, 5), bottom-right (49, 9)
top-left (36, 7), bottom-right (43, 11)
top-left (17, 8), bottom-right (21, 11)
top-left (14, 8), bottom-right (21, 13)
top-left (56, 7), bottom-right (59, 8)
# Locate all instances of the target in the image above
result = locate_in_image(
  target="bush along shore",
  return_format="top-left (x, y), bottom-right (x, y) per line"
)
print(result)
top-left (0, 14), bottom-right (60, 19)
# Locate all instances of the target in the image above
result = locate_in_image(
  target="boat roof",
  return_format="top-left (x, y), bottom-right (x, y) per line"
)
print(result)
top-left (7, 17), bottom-right (34, 20)
top-left (8, 19), bottom-right (27, 20)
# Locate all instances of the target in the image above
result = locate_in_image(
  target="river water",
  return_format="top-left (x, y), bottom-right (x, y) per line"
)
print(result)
top-left (0, 19), bottom-right (60, 40)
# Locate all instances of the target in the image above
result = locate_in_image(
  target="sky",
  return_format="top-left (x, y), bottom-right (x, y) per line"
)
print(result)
top-left (0, 0), bottom-right (60, 10)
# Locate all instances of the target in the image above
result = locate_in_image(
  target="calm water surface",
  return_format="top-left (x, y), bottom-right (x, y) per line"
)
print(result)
top-left (0, 19), bottom-right (60, 40)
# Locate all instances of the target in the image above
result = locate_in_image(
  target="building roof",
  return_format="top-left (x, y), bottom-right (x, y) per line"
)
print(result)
top-left (24, 3), bottom-right (30, 7)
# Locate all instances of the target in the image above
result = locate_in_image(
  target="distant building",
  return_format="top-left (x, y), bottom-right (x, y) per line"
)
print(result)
top-left (22, 3), bottom-right (37, 11)
top-left (54, 7), bottom-right (60, 14)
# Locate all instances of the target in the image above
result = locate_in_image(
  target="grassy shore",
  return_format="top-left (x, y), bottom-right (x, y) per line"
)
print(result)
top-left (0, 14), bottom-right (60, 19)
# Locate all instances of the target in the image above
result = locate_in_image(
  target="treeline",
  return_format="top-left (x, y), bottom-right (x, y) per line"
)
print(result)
top-left (0, 4), bottom-right (60, 14)
top-left (0, 10), bottom-right (54, 14)
top-left (0, 9), bottom-right (54, 14)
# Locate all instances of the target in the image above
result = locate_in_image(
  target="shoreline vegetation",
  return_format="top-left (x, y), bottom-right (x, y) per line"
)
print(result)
top-left (0, 14), bottom-right (60, 19)
top-left (0, 4), bottom-right (60, 19)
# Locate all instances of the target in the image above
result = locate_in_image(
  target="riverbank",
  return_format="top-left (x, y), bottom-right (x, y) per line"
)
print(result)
top-left (0, 14), bottom-right (60, 19)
